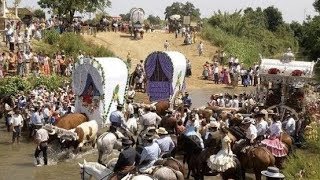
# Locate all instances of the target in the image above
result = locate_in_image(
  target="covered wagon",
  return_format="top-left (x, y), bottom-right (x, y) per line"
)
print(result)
top-left (257, 50), bottom-right (317, 119)
top-left (72, 57), bottom-right (128, 127)
top-left (144, 51), bottom-right (187, 104)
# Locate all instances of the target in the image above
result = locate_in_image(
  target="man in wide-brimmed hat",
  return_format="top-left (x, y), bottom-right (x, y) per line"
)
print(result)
top-left (283, 111), bottom-right (296, 137)
top-left (140, 104), bottom-right (161, 131)
top-left (109, 104), bottom-right (127, 129)
top-left (155, 127), bottom-right (175, 158)
top-left (113, 137), bottom-right (138, 178)
top-left (241, 117), bottom-right (258, 144)
top-left (138, 132), bottom-right (161, 173)
top-left (255, 110), bottom-right (268, 141)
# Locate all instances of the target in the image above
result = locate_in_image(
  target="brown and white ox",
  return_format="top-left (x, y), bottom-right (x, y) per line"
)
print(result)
top-left (58, 120), bottom-right (99, 152)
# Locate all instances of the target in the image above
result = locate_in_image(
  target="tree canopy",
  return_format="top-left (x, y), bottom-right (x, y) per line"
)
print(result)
top-left (164, 1), bottom-right (201, 21)
top-left (263, 6), bottom-right (284, 32)
top-left (147, 15), bottom-right (161, 25)
top-left (38, 0), bottom-right (111, 22)
top-left (33, 9), bottom-right (46, 19)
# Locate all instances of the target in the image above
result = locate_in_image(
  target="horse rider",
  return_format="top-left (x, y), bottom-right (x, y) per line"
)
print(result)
top-left (34, 125), bottom-right (50, 166)
top-left (155, 127), bottom-right (176, 158)
top-left (140, 105), bottom-right (161, 131)
top-left (138, 132), bottom-right (161, 173)
top-left (110, 104), bottom-right (127, 129)
top-left (237, 117), bottom-right (257, 153)
top-left (203, 121), bottom-right (220, 147)
top-left (282, 112), bottom-right (296, 137)
top-left (182, 92), bottom-right (192, 108)
top-left (113, 137), bottom-right (139, 179)
top-left (255, 111), bottom-right (269, 141)
top-left (184, 114), bottom-right (204, 149)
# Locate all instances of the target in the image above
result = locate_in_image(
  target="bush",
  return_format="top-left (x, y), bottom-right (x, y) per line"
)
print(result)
top-left (283, 125), bottom-right (320, 179)
top-left (0, 75), bottom-right (70, 95)
top-left (43, 29), bottom-right (60, 45)
top-left (33, 32), bottom-right (114, 58)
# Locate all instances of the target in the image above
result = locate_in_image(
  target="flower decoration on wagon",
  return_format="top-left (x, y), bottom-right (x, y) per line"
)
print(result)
top-left (268, 68), bottom-right (280, 74)
top-left (291, 69), bottom-right (304, 76)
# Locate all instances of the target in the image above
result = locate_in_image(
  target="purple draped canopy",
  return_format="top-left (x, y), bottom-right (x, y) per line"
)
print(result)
top-left (145, 52), bottom-right (174, 102)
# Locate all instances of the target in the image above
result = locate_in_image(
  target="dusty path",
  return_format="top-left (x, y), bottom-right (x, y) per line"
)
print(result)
top-left (84, 31), bottom-right (219, 90)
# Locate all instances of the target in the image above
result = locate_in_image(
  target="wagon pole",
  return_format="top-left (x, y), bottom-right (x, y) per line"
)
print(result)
top-left (280, 77), bottom-right (287, 121)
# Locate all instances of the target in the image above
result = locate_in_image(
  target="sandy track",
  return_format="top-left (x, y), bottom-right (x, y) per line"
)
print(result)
top-left (84, 31), bottom-right (219, 90)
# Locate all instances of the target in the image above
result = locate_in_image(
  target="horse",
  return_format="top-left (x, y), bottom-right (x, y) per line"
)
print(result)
top-left (147, 166), bottom-right (184, 180)
top-left (188, 131), bottom-right (242, 180)
top-left (97, 127), bottom-right (135, 165)
top-left (159, 115), bottom-right (178, 134)
top-left (154, 157), bottom-right (185, 177)
top-left (228, 129), bottom-right (275, 180)
top-left (79, 160), bottom-right (114, 180)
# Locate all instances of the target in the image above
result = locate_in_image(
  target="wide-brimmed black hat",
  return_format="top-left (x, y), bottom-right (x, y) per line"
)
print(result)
top-left (121, 137), bottom-right (133, 145)
top-left (117, 104), bottom-right (124, 108)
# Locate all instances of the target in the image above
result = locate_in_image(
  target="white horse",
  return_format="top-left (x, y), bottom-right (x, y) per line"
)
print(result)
top-left (79, 160), bottom-right (113, 180)
top-left (97, 131), bottom-right (124, 164)
top-left (78, 160), bottom-right (154, 180)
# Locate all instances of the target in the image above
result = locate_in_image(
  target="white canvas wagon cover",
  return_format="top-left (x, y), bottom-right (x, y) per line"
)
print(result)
top-left (72, 57), bottom-right (128, 127)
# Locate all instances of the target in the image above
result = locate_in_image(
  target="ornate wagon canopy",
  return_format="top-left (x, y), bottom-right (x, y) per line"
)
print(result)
top-left (72, 57), bottom-right (128, 127)
top-left (259, 55), bottom-right (317, 85)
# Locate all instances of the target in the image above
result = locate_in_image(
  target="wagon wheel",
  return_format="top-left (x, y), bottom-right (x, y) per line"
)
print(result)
top-left (267, 104), bottom-right (298, 121)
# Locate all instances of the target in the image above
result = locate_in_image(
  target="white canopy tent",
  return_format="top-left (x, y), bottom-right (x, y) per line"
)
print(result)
top-left (72, 57), bottom-right (128, 127)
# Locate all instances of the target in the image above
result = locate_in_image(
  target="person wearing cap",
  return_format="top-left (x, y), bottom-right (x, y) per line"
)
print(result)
top-left (261, 113), bottom-right (287, 158)
top-left (138, 132), bottom-right (161, 172)
top-left (34, 125), bottom-right (50, 166)
top-left (282, 112), bottom-right (296, 137)
top-left (217, 94), bottom-right (225, 107)
top-left (261, 166), bottom-right (285, 180)
top-left (255, 111), bottom-right (268, 141)
top-left (113, 137), bottom-right (139, 177)
top-left (109, 104), bottom-right (127, 129)
top-left (182, 92), bottom-right (192, 108)
top-left (155, 127), bottom-right (175, 158)
top-left (140, 105), bottom-right (161, 130)
top-left (207, 127), bottom-right (236, 172)
top-left (11, 107), bottom-right (24, 144)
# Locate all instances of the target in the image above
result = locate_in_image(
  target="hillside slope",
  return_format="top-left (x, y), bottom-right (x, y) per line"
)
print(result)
top-left (84, 31), bottom-right (219, 89)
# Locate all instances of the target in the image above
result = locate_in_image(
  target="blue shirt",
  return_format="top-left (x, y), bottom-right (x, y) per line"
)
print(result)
top-left (139, 142), bottom-right (161, 164)
top-left (182, 96), bottom-right (192, 106)
top-left (31, 112), bottom-right (43, 125)
top-left (155, 136), bottom-right (175, 153)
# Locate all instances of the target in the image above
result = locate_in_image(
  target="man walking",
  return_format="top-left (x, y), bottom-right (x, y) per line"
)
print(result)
top-left (34, 125), bottom-right (49, 166)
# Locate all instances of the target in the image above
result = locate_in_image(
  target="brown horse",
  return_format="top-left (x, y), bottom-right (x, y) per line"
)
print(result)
top-left (229, 130), bottom-right (275, 180)
top-left (155, 100), bottom-right (170, 116)
top-left (159, 115), bottom-right (178, 134)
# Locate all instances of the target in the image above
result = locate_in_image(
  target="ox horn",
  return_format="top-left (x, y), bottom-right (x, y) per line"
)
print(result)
top-left (84, 159), bottom-right (87, 164)
top-left (78, 162), bottom-right (83, 168)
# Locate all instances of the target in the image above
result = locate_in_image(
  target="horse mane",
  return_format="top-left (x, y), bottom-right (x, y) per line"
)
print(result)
top-left (84, 162), bottom-right (111, 172)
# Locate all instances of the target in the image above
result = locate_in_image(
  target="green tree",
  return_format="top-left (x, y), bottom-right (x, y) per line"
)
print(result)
top-left (314, 0), bottom-right (320, 13)
top-left (147, 15), bottom-right (161, 25)
top-left (38, 0), bottom-right (111, 22)
top-left (119, 13), bottom-right (131, 22)
top-left (164, 1), bottom-right (201, 21)
top-left (263, 6), bottom-right (284, 32)
top-left (33, 9), bottom-right (46, 19)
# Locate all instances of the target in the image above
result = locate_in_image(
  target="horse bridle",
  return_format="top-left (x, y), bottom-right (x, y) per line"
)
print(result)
top-left (81, 166), bottom-right (112, 180)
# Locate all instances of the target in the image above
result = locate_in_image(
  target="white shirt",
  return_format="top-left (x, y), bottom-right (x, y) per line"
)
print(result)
top-left (127, 89), bottom-right (135, 99)
top-left (126, 103), bottom-right (134, 115)
top-left (232, 99), bottom-right (239, 108)
top-left (213, 66), bottom-right (219, 74)
top-left (217, 98), bottom-right (225, 107)
top-left (11, 114), bottom-right (23, 127)
top-left (256, 119), bottom-right (268, 136)
top-left (35, 128), bottom-right (49, 142)
top-left (285, 117), bottom-right (296, 136)
top-left (125, 117), bottom-right (138, 131)
top-left (246, 124), bottom-right (257, 140)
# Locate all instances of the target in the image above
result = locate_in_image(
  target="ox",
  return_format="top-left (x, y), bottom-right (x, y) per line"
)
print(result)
top-left (59, 120), bottom-right (99, 152)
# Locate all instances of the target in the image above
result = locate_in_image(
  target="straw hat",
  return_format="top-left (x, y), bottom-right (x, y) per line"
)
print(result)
top-left (242, 117), bottom-right (254, 125)
top-left (261, 167), bottom-right (285, 179)
top-left (156, 127), bottom-right (168, 135)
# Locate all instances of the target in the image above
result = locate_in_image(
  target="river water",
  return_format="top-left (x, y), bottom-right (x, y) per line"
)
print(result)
top-left (0, 87), bottom-right (255, 180)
